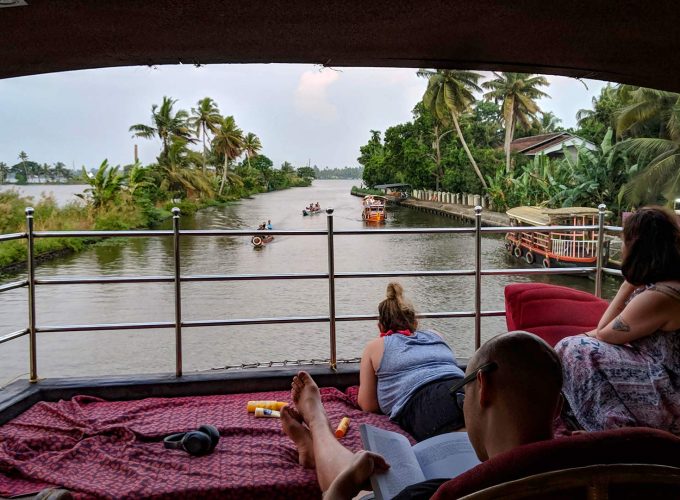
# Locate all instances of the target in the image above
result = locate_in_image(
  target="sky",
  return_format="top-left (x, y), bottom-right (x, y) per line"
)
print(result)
top-left (0, 64), bottom-right (607, 171)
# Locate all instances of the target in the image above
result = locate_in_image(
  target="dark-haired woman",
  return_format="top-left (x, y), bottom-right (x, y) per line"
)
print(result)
top-left (358, 282), bottom-right (465, 441)
top-left (557, 206), bottom-right (680, 433)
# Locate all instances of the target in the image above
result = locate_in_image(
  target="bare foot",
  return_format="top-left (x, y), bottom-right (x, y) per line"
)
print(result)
top-left (326, 451), bottom-right (390, 499)
top-left (291, 371), bottom-right (328, 429)
top-left (281, 406), bottom-right (315, 468)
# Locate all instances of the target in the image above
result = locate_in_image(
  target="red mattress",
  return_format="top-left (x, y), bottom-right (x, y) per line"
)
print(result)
top-left (0, 387), bottom-right (411, 499)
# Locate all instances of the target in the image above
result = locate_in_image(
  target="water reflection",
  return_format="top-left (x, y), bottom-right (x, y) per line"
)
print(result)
top-left (0, 180), bottom-right (621, 381)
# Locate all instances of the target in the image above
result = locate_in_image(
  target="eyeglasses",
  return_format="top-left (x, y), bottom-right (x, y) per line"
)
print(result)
top-left (449, 361), bottom-right (498, 410)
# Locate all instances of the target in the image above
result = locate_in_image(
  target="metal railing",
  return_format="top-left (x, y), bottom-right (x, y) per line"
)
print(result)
top-left (0, 204), bottom-right (621, 382)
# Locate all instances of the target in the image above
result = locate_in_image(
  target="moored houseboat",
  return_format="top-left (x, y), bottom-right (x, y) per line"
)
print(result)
top-left (506, 206), bottom-right (609, 268)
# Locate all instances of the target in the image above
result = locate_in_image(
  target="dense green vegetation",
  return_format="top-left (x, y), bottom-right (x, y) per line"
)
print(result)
top-left (358, 73), bottom-right (680, 215)
top-left (0, 95), bottom-right (316, 268)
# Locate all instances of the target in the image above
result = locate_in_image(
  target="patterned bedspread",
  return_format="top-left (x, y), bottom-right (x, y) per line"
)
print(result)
top-left (0, 386), bottom-right (411, 499)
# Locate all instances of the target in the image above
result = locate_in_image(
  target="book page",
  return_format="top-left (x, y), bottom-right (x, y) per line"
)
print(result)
top-left (412, 432), bottom-right (480, 480)
top-left (360, 424), bottom-right (426, 500)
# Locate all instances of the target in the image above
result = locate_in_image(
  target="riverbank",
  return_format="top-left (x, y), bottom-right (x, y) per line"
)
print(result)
top-left (400, 199), bottom-right (510, 226)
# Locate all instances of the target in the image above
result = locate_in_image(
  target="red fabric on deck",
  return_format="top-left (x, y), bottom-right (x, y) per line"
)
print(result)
top-left (0, 387), bottom-right (410, 499)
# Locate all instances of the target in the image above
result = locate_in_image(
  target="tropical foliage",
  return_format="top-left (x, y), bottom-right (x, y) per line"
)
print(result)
top-left (360, 71), bottom-right (679, 217)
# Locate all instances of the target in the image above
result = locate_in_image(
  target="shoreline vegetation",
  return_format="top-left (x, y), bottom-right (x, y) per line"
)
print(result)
top-left (0, 95), bottom-right (318, 273)
top-left (358, 73), bottom-right (680, 218)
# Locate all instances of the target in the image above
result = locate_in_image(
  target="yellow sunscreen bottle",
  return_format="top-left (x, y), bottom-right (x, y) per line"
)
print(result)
top-left (335, 417), bottom-right (350, 438)
top-left (254, 407), bottom-right (281, 418)
top-left (246, 401), bottom-right (287, 412)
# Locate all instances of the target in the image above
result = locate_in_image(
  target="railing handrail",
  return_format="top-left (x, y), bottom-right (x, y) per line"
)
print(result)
top-left (0, 205), bottom-right (621, 381)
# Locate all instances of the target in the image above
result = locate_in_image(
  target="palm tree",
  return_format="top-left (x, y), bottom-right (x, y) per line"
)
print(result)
top-left (483, 72), bottom-right (549, 173)
top-left (537, 111), bottom-right (562, 134)
top-left (243, 132), bottom-right (262, 169)
top-left (156, 140), bottom-right (214, 199)
top-left (129, 97), bottom-right (194, 158)
top-left (17, 151), bottom-right (29, 182)
top-left (0, 162), bottom-right (8, 183)
top-left (212, 115), bottom-right (245, 195)
top-left (417, 69), bottom-right (487, 188)
top-left (616, 88), bottom-right (680, 205)
top-left (189, 97), bottom-right (222, 173)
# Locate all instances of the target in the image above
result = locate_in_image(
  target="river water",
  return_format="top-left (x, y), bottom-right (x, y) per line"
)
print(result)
top-left (0, 180), bottom-right (620, 383)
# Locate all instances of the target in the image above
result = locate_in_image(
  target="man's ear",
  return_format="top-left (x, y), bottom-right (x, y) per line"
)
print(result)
top-left (477, 370), bottom-right (492, 408)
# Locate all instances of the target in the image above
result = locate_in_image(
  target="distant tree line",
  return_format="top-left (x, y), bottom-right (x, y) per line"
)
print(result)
top-left (314, 166), bottom-right (363, 179)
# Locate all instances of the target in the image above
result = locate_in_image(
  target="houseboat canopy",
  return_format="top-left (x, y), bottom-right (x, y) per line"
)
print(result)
top-left (507, 206), bottom-right (602, 226)
top-left (1, 0), bottom-right (679, 92)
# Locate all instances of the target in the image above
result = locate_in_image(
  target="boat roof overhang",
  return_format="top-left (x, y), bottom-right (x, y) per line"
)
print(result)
top-left (1, 0), bottom-right (680, 91)
top-left (507, 206), bottom-right (603, 226)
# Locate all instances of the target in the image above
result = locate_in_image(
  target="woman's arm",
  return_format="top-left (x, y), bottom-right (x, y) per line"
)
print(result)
top-left (597, 281), bottom-right (637, 331)
top-left (595, 288), bottom-right (672, 344)
top-left (357, 339), bottom-right (382, 412)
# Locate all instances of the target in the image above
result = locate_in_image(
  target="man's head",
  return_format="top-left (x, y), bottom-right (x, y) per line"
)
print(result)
top-left (456, 331), bottom-right (563, 461)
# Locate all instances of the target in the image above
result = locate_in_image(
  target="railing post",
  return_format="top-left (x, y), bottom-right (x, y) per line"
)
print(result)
top-left (25, 207), bottom-right (38, 382)
top-left (172, 207), bottom-right (183, 377)
top-left (326, 209), bottom-right (337, 370)
top-left (595, 203), bottom-right (606, 298)
top-left (474, 206), bottom-right (482, 351)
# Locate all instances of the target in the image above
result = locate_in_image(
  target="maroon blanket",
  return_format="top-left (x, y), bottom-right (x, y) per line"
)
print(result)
top-left (0, 387), bottom-right (411, 499)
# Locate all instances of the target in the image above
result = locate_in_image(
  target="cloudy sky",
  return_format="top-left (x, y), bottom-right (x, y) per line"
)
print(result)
top-left (0, 64), bottom-right (607, 170)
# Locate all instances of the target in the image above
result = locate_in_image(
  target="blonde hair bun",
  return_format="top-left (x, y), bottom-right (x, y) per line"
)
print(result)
top-left (386, 282), bottom-right (404, 300)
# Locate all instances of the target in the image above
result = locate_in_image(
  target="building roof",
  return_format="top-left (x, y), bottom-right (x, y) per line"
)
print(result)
top-left (510, 133), bottom-right (597, 155)
top-left (373, 183), bottom-right (411, 189)
top-left (1, 1), bottom-right (679, 92)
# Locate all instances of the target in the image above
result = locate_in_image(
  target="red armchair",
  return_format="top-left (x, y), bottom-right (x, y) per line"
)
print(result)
top-left (504, 283), bottom-right (609, 347)
top-left (433, 427), bottom-right (680, 499)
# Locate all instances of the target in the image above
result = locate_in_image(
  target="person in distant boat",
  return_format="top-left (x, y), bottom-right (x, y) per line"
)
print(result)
top-left (557, 206), bottom-right (680, 434)
top-left (315, 202), bottom-right (320, 210)
top-left (258, 223), bottom-right (266, 230)
top-left (266, 220), bottom-right (273, 230)
top-left (281, 331), bottom-right (563, 499)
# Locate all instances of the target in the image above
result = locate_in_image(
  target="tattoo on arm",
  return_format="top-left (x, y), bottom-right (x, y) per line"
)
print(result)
top-left (612, 315), bottom-right (631, 332)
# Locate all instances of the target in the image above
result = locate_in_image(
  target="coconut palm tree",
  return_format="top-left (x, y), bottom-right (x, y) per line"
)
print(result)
top-left (483, 72), bottom-right (549, 173)
top-left (417, 69), bottom-right (487, 188)
top-left (129, 96), bottom-right (194, 158)
top-left (616, 88), bottom-right (680, 205)
top-left (0, 162), bottom-right (8, 183)
top-left (242, 132), bottom-right (262, 169)
top-left (17, 151), bottom-right (29, 182)
top-left (189, 97), bottom-right (222, 173)
top-left (212, 115), bottom-right (245, 195)
top-left (156, 140), bottom-right (214, 199)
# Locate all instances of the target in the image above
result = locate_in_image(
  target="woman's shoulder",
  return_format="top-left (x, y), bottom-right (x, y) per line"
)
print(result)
top-left (645, 281), bottom-right (680, 301)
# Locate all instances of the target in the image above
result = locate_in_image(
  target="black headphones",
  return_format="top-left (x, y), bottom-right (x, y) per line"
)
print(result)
top-left (163, 424), bottom-right (220, 456)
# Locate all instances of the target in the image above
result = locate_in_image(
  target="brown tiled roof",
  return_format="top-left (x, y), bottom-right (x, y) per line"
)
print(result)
top-left (509, 133), bottom-right (568, 153)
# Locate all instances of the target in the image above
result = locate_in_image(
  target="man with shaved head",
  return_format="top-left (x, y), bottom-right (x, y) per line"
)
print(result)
top-left (282, 331), bottom-right (563, 499)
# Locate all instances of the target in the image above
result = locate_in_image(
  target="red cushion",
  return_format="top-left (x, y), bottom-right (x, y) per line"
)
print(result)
top-left (504, 283), bottom-right (608, 346)
top-left (433, 427), bottom-right (680, 499)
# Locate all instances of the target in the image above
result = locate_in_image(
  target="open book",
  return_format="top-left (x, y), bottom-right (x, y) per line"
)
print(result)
top-left (359, 424), bottom-right (480, 500)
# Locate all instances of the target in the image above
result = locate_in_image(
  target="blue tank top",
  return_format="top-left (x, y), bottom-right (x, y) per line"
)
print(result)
top-left (376, 329), bottom-right (464, 418)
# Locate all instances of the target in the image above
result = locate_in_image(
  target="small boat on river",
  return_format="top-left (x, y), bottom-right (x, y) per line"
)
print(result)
top-left (302, 204), bottom-right (322, 216)
top-left (362, 195), bottom-right (387, 222)
top-left (505, 206), bottom-right (609, 268)
top-left (251, 234), bottom-right (274, 248)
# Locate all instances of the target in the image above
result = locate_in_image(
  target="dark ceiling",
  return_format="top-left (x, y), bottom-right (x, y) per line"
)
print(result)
top-left (2, 0), bottom-right (679, 90)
